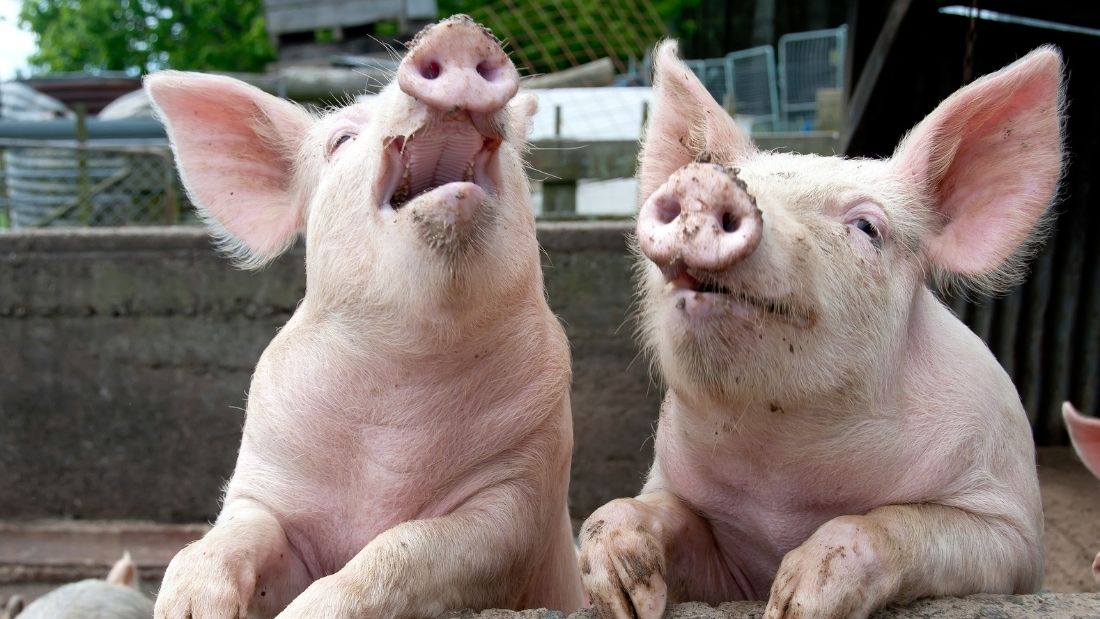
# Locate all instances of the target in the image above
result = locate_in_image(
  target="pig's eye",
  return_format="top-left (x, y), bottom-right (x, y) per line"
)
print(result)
top-left (854, 217), bottom-right (882, 249)
top-left (326, 133), bottom-right (356, 158)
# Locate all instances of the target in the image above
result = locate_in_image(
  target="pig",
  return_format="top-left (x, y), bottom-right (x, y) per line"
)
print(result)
top-left (1062, 402), bottom-right (1100, 585)
top-left (5, 553), bottom-right (153, 619)
top-left (579, 41), bottom-right (1063, 619)
top-left (144, 15), bottom-right (582, 619)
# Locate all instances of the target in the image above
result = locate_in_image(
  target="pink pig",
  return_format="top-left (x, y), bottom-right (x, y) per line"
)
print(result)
top-left (1063, 402), bottom-right (1100, 585)
top-left (579, 42), bottom-right (1063, 619)
top-left (144, 15), bottom-right (583, 619)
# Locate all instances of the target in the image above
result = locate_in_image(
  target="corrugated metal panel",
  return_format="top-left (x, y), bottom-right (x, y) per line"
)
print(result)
top-left (942, 189), bottom-right (1100, 445)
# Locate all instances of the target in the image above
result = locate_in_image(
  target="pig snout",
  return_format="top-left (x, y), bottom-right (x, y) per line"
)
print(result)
top-left (637, 162), bottom-right (762, 271)
top-left (398, 15), bottom-right (519, 114)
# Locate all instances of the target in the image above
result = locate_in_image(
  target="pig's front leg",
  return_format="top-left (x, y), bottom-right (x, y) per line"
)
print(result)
top-left (764, 503), bottom-right (1040, 619)
top-left (155, 500), bottom-right (311, 619)
top-left (275, 487), bottom-right (541, 619)
top-left (579, 491), bottom-right (733, 619)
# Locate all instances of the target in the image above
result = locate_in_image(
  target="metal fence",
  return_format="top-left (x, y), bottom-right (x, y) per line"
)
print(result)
top-left (1, 139), bottom-right (185, 227)
top-left (778, 26), bottom-right (847, 130)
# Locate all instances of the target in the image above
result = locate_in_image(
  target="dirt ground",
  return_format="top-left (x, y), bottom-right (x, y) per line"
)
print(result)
top-left (1039, 446), bottom-right (1100, 592)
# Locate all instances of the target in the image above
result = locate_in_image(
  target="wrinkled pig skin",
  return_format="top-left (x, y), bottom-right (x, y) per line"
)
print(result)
top-left (580, 41), bottom-right (1064, 619)
top-left (1063, 402), bottom-right (1100, 585)
top-left (145, 15), bottom-right (582, 619)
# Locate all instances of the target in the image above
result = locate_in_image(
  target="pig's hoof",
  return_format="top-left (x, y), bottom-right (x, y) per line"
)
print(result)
top-left (579, 502), bottom-right (668, 619)
top-left (154, 543), bottom-right (253, 619)
top-left (763, 517), bottom-right (897, 619)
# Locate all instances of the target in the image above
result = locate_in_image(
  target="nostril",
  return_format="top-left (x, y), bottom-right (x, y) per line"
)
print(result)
top-left (420, 60), bottom-right (442, 80)
top-left (721, 211), bottom-right (739, 233)
top-left (655, 196), bottom-right (681, 224)
top-left (476, 61), bottom-right (500, 82)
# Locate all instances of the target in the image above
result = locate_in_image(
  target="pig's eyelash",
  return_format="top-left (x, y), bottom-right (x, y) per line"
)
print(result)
top-left (325, 132), bottom-right (357, 158)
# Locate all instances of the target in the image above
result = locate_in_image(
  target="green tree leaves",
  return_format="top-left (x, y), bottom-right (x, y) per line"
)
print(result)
top-left (19, 0), bottom-right (275, 75)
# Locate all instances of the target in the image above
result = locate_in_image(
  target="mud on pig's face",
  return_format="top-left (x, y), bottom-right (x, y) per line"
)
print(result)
top-left (635, 42), bottom-right (1063, 405)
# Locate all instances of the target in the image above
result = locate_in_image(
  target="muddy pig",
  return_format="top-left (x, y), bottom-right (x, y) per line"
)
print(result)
top-left (579, 42), bottom-right (1063, 619)
top-left (4, 553), bottom-right (153, 619)
top-left (1062, 402), bottom-right (1100, 585)
top-left (144, 15), bottom-right (581, 619)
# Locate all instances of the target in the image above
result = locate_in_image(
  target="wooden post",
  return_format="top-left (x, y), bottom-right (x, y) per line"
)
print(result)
top-left (542, 180), bottom-right (577, 216)
top-left (75, 105), bottom-right (90, 225)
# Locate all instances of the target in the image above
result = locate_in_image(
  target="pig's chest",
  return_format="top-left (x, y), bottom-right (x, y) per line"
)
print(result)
top-left (237, 359), bottom-right (548, 576)
top-left (657, 428), bottom-right (908, 598)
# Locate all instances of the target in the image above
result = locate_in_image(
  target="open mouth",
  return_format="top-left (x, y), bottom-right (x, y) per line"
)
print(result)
top-left (665, 266), bottom-right (813, 327)
top-left (378, 116), bottom-right (501, 211)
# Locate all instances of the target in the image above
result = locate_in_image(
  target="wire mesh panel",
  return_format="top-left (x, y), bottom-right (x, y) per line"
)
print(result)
top-left (1, 140), bottom-right (185, 228)
top-left (778, 25), bottom-right (847, 130)
top-left (685, 58), bottom-right (731, 105)
top-left (725, 46), bottom-right (780, 130)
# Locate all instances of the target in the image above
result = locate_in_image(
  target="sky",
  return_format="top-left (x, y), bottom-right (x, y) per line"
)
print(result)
top-left (0, 0), bottom-right (36, 79)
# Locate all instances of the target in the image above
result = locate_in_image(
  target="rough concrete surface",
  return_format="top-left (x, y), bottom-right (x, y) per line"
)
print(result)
top-left (0, 225), bottom-right (658, 523)
top-left (438, 596), bottom-right (1100, 618)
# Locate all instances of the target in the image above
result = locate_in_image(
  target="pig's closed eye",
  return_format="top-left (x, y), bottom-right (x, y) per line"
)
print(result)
top-left (326, 133), bottom-right (357, 158)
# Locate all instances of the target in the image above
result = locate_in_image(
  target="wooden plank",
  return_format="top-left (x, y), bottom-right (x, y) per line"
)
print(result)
top-left (266, 1), bottom-right (402, 34)
top-left (527, 134), bottom-right (840, 182)
top-left (839, 0), bottom-right (913, 154)
top-left (528, 140), bottom-right (638, 181)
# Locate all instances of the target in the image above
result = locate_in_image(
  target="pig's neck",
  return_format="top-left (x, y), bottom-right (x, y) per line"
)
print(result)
top-left (302, 268), bottom-right (546, 352)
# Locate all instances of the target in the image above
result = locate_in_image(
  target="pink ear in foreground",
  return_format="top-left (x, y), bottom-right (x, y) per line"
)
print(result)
top-left (144, 71), bottom-right (314, 267)
top-left (891, 47), bottom-right (1064, 291)
top-left (1064, 402), bottom-right (1100, 479)
top-left (639, 40), bottom-right (756, 203)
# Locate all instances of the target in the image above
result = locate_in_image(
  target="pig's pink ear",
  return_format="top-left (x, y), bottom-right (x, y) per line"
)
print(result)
top-left (1064, 402), bottom-right (1100, 479)
top-left (144, 71), bottom-right (314, 268)
top-left (639, 40), bottom-right (756, 203)
top-left (105, 552), bottom-right (139, 589)
top-left (891, 47), bottom-right (1064, 293)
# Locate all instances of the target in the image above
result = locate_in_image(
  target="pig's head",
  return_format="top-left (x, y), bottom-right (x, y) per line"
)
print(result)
top-left (636, 41), bottom-right (1064, 405)
top-left (145, 15), bottom-right (539, 323)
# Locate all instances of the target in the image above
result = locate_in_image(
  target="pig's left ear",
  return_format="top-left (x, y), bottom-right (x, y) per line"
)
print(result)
top-left (639, 40), bottom-right (756, 203)
top-left (891, 47), bottom-right (1065, 292)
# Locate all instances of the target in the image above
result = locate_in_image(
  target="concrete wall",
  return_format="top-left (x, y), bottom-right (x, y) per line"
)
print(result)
top-left (0, 224), bottom-right (658, 522)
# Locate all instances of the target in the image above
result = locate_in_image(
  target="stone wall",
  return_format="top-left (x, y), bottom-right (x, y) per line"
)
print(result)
top-left (0, 224), bottom-right (658, 522)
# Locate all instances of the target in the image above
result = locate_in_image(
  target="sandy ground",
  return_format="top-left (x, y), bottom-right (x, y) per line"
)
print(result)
top-left (1039, 446), bottom-right (1100, 592)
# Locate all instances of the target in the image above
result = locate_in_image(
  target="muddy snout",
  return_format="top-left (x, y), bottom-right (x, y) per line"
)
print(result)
top-left (637, 163), bottom-right (763, 271)
top-left (398, 15), bottom-right (520, 114)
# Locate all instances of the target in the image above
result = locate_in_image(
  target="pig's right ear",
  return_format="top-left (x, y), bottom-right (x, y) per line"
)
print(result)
top-left (1064, 402), bottom-right (1100, 479)
top-left (144, 71), bottom-right (313, 268)
top-left (639, 40), bottom-right (756, 203)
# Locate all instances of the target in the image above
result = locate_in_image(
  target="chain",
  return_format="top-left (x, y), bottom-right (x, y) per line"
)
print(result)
top-left (962, 0), bottom-right (979, 85)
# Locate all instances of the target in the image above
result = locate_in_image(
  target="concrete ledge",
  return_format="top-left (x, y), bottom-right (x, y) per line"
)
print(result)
top-left (0, 224), bottom-right (653, 523)
top-left (441, 596), bottom-right (1100, 618)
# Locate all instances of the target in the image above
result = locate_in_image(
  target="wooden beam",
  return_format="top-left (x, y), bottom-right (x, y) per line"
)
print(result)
top-left (840, 0), bottom-right (913, 155)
